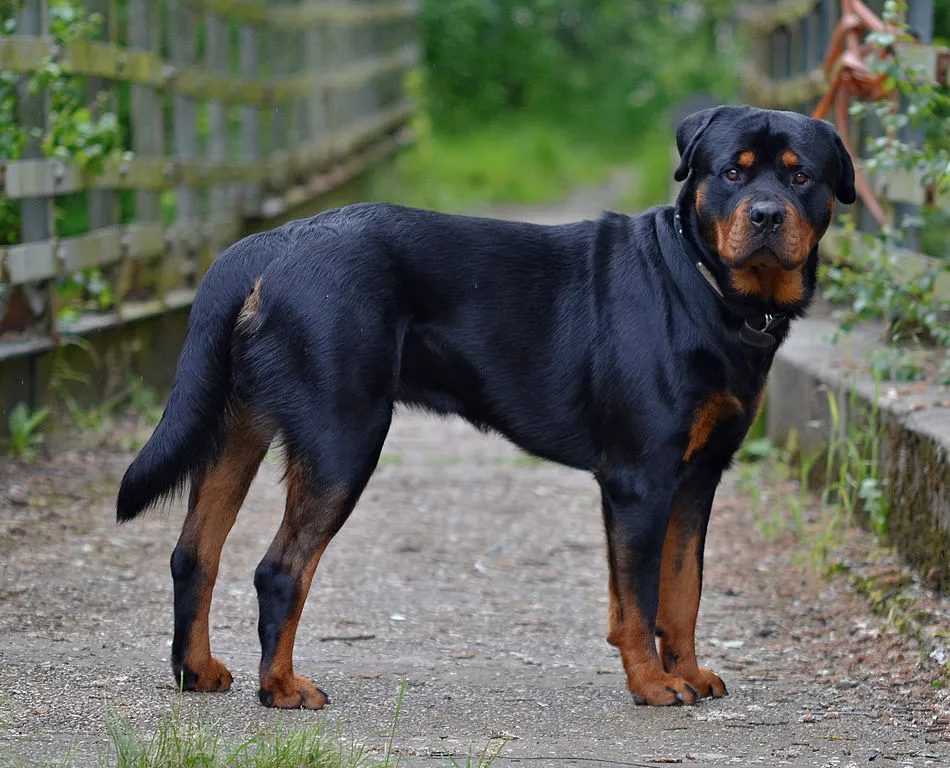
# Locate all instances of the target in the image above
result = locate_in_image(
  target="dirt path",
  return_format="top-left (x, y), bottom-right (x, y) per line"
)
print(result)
top-left (2, 186), bottom-right (949, 767)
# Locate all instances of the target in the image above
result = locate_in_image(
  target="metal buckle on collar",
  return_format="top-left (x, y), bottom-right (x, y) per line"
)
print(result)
top-left (739, 313), bottom-right (782, 350)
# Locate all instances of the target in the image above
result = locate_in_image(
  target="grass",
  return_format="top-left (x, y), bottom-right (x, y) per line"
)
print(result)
top-left (104, 709), bottom-right (373, 768)
top-left (367, 114), bottom-right (642, 212)
top-left (614, 123), bottom-right (676, 212)
top-left (61, 679), bottom-right (506, 768)
top-left (736, 376), bottom-right (887, 574)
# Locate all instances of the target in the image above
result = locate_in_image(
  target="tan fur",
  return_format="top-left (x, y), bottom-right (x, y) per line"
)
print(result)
top-left (176, 414), bottom-right (270, 690)
top-left (237, 277), bottom-right (263, 330)
top-left (656, 510), bottom-right (726, 698)
top-left (684, 393), bottom-right (742, 462)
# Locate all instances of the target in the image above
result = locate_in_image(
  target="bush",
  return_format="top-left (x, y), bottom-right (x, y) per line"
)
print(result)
top-left (418, 0), bottom-right (738, 138)
top-left (822, 0), bottom-right (950, 376)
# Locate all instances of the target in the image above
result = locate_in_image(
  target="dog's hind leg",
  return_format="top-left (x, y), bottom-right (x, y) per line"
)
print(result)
top-left (170, 411), bottom-right (270, 692)
top-left (254, 408), bottom-right (392, 709)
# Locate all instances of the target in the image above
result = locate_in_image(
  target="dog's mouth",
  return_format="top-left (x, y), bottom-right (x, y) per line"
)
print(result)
top-left (728, 243), bottom-right (800, 271)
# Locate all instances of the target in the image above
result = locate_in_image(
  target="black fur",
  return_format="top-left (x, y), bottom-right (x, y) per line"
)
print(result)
top-left (169, 545), bottom-right (202, 687)
top-left (118, 105), bottom-right (852, 705)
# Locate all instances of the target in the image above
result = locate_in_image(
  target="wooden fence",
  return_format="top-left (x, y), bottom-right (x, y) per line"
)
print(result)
top-left (0, 0), bottom-right (417, 366)
top-left (740, 0), bottom-right (949, 296)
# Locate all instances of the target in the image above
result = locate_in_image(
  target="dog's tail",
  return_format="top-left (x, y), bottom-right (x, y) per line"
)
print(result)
top-left (116, 233), bottom-right (280, 523)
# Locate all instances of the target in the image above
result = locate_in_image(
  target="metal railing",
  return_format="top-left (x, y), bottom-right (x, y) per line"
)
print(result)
top-left (0, 0), bottom-right (418, 362)
top-left (740, 0), bottom-right (948, 294)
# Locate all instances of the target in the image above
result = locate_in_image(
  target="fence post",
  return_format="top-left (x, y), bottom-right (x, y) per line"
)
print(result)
top-left (170, 0), bottom-right (201, 290)
top-left (128, 0), bottom-right (164, 308)
top-left (894, 0), bottom-right (935, 249)
top-left (15, 0), bottom-right (55, 349)
top-left (907, 0), bottom-right (935, 42)
top-left (84, 0), bottom-right (121, 319)
top-left (205, 10), bottom-right (232, 273)
top-left (240, 23), bottom-right (262, 217)
top-left (85, 0), bottom-right (118, 235)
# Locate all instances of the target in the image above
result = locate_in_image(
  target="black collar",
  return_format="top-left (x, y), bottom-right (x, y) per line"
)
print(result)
top-left (674, 212), bottom-right (788, 351)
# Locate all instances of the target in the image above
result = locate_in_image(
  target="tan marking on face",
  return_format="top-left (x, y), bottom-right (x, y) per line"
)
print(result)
top-left (778, 200), bottom-right (819, 267)
top-left (683, 393), bottom-right (743, 463)
top-left (738, 151), bottom-right (755, 168)
top-left (710, 199), bottom-right (752, 263)
top-left (782, 150), bottom-right (800, 168)
top-left (694, 183), bottom-right (706, 217)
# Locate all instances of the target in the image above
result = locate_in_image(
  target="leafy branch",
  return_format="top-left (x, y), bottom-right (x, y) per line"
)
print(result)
top-left (822, 0), bottom-right (950, 379)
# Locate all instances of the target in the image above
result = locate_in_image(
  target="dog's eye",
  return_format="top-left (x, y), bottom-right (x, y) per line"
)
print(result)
top-left (725, 168), bottom-right (740, 182)
top-left (793, 171), bottom-right (809, 185)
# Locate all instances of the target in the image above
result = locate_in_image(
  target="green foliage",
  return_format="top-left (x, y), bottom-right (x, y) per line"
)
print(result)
top-left (418, 0), bottom-right (737, 136)
top-left (821, 383), bottom-right (887, 539)
top-left (369, 114), bottom-right (637, 210)
top-left (615, 124), bottom-right (676, 211)
top-left (5, 402), bottom-right (51, 459)
top-left (823, 1), bottom-right (950, 353)
top-left (738, 378), bottom-right (888, 568)
top-left (1, 0), bottom-right (125, 321)
top-left (100, 679), bottom-right (505, 768)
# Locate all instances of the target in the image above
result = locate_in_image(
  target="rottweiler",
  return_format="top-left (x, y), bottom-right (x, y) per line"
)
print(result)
top-left (117, 105), bottom-right (855, 708)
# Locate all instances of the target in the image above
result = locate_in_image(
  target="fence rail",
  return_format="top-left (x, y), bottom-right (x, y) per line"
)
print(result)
top-left (0, 0), bottom-right (417, 363)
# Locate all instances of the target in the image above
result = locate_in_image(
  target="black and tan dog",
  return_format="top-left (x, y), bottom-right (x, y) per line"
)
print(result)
top-left (118, 105), bottom-right (855, 708)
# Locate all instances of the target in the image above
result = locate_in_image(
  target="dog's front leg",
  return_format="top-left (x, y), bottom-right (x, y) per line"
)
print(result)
top-left (656, 468), bottom-right (727, 699)
top-left (599, 465), bottom-right (700, 706)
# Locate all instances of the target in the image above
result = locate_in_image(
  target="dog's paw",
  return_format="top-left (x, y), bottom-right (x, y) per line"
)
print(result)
top-left (176, 657), bottom-right (233, 693)
top-left (681, 667), bottom-right (727, 699)
top-left (629, 673), bottom-right (700, 706)
top-left (662, 660), bottom-right (728, 699)
top-left (259, 675), bottom-right (329, 709)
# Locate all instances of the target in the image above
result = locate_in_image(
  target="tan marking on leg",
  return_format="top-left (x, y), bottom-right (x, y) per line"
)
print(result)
top-left (684, 393), bottom-right (742, 463)
top-left (604, 527), bottom-right (701, 706)
top-left (657, 512), bottom-right (726, 699)
top-left (614, 593), bottom-right (700, 706)
top-left (176, 413), bottom-right (269, 691)
top-left (606, 551), bottom-right (623, 647)
top-left (258, 462), bottom-right (353, 709)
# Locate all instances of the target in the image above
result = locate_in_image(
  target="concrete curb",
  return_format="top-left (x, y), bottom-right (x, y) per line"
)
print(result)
top-left (766, 310), bottom-right (950, 591)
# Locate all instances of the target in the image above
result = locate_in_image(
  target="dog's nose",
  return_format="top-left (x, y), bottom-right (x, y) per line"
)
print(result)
top-left (748, 202), bottom-right (786, 231)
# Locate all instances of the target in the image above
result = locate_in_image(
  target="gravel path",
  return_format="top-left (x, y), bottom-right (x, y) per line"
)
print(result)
top-left (1, 185), bottom-right (948, 767)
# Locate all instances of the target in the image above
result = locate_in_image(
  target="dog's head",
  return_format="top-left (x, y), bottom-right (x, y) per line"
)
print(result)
top-left (674, 105), bottom-right (855, 311)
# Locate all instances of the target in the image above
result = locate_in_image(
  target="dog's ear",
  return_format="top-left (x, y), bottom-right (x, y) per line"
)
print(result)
top-left (674, 107), bottom-right (725, 183)
top-left (832, 131), bottom-right (856, 204)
